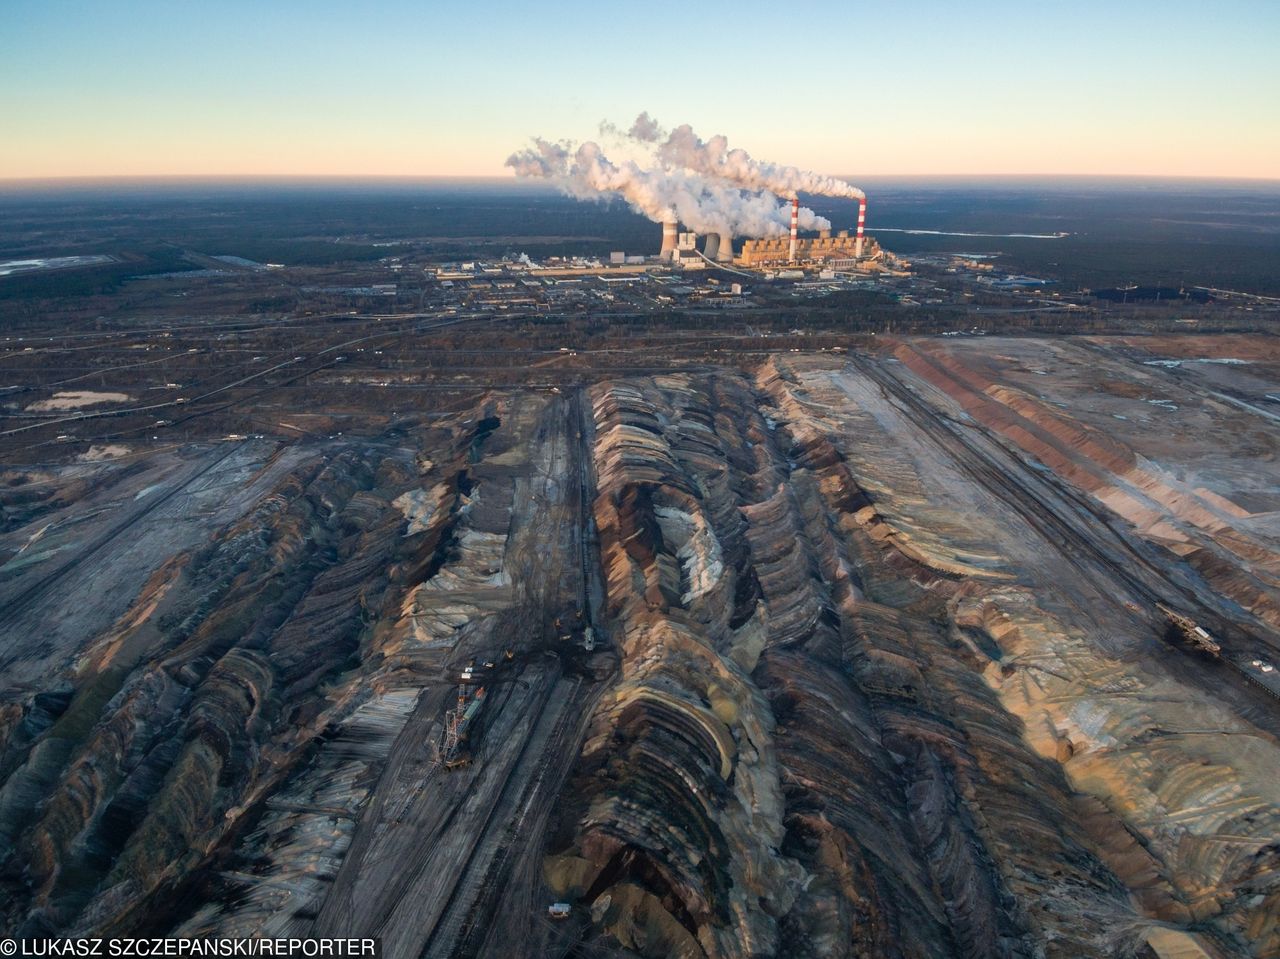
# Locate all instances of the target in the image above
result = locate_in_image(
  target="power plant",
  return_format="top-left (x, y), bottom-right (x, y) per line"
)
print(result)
top-left (737, 227), bottom-right (880, 269)
top-left (508, 113), bottom-right (874, 275)
top-left (652, 195), bottom-right (876, 270)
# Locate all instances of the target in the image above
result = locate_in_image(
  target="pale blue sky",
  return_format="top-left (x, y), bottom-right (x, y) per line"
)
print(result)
top-left (1, 0), bottom-right (1277, 178)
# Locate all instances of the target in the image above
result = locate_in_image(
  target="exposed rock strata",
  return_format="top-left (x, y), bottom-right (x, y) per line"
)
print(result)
top-left (2, 348), bottom-right (1277, 959)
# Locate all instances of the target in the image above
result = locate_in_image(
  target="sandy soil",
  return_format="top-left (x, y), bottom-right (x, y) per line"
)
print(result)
top-left (75, 444), bottom-right (131, 462)
top-left (25, 391), bottom-right (132, 412)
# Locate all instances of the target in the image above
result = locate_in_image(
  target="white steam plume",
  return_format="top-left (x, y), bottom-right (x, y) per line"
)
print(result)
top-left (596, 111), bottom-right (664, 144)
top-left (628, 111), bottom-right (663, 143)
top-left (621, 115), bottom-right (865, 201)
top-left (506, 137), bottom-right (831, 238)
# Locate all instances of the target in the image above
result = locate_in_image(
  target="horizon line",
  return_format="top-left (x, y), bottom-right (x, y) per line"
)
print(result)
top-left (2, 172), bottom-right (1279, 186)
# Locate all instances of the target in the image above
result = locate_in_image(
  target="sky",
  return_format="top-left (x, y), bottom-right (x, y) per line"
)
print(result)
top-left (1, 0), bottom-right (1277, 181)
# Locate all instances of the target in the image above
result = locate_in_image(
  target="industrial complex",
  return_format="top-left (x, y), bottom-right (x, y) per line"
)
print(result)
top-left (657, 196), bottom-right (879, 271)
top-left (506, 115), bottom-right (877, 280)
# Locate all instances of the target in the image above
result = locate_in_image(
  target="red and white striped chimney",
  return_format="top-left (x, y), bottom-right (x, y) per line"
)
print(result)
top-left (789, 196), bottom-right (799, 263)
top-left (855, 198), bottom-right (867, 258)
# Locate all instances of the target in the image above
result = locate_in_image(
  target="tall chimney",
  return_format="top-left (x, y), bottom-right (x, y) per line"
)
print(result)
top-left (789, 197), bottom-right (799, 264)
top-left (717, 233), bottom-right (734, 262)
top-left (703, 233), bottom-right (720, 261)
top-left (660, 218), bottom-right (678, 260)
top-left (855, 199), bottom-right (867, 258)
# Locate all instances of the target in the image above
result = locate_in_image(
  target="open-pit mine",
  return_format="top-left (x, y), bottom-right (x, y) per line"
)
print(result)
top-left (2, 330), bottom-right (1279, 959)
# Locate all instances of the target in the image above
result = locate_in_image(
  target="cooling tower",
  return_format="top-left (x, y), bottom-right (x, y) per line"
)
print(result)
top-left (660, 219), bottom-right (678, 260)
top-left (703, 234), bottom-right (720, 261)
top-left (717, 233), bottom-right (734, 262)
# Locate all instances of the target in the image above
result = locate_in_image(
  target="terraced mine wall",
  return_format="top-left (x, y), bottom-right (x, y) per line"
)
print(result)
top-left (1, 339), bottom-right (1278, 959)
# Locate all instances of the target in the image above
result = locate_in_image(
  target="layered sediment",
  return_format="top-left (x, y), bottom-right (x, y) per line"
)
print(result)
top-left (2, 341), bottom-right (1277, 958)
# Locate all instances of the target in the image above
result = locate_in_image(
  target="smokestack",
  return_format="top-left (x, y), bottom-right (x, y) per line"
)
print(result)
top-left (789, 197), bottom-right (799, 263)
top-left (855, 199), bottom-right (866, 258)
top-left (717, 233), bottom-right (734, 262)
top-left (660, 218), bottom-right (678, 260)
top-left (703, 233), bottom-right (720, 261)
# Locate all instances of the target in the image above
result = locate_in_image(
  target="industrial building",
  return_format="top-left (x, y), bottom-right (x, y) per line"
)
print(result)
top-left (657, 195), bottom-right (875, 271)
top-left (660, 219), bottom-right (734, 265)
top-left (737, 231), bottom-right (881, 268)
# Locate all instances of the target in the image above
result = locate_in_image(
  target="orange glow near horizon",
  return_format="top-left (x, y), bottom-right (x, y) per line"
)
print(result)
top-left (4, 128), bottom-right (1277, 182)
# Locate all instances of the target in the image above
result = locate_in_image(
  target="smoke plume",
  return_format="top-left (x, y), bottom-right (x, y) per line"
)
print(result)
top-left (628, 112), bottom-right (663, 143)
top-left (652, 122), bottom-right (865, 201)
top-left (506, 135), bottom-right (831, 238)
